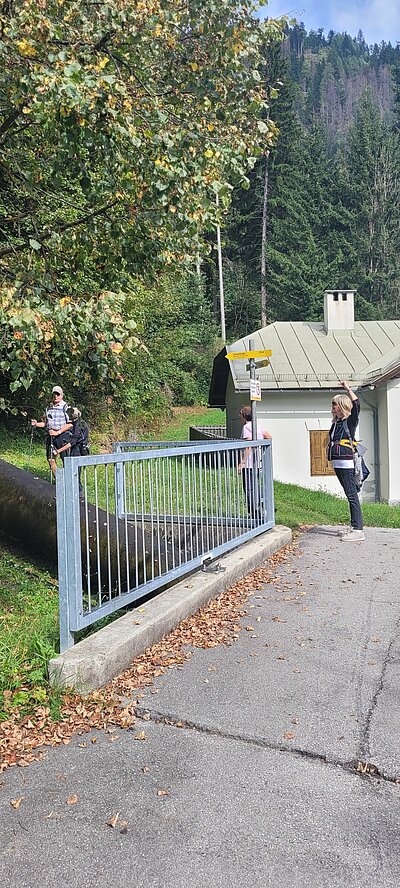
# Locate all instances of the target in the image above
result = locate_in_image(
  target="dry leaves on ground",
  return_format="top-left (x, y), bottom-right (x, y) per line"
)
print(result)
top-left (1, 542), bottom-right (298, 773)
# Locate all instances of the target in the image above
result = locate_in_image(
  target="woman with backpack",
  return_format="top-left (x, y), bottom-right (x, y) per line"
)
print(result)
top-left (327, 381), bottom-right (364, 542)
top-left (53, 407), bottom-right (89, 494)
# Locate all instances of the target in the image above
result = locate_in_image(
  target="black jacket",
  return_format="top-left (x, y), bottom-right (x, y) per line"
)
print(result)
top-left (328, 398), bottom-right (360, 461)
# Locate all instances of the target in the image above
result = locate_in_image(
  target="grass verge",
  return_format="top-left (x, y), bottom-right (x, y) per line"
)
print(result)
top-left (0, 534), bottom-right (59, 720)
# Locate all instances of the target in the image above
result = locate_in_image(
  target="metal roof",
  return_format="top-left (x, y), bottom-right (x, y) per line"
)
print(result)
top-left (227, 320), bottom-right (400, 390)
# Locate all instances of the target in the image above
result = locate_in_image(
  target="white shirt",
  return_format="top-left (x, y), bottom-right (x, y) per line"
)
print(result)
top-left (241, 421), bottom-right (255, 469)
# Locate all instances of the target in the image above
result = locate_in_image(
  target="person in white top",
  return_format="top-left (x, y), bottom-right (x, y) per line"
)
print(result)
top-left (31, 385), bottom-right (72, 478)
top-left (238, 405), bottom-right (272, 519)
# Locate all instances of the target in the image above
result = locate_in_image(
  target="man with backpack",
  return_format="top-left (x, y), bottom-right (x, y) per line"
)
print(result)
top-left (31, 385), bottom-right (72, 478)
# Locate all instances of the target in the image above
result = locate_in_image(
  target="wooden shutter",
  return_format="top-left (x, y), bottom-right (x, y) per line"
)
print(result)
top-left (309, 430), bottom-right (335, 476)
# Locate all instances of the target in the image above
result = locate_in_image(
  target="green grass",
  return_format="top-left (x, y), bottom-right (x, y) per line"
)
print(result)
top-left (0, 424), bottom-right (50, 482)
top-left (1, 405), bottom-right (400, 717)
top-left (274, 480), bottom-right (400, 530)
top-left (142, 406), bottom-right (226, 442)
top-left (0, 535), bottom-right (59, 719)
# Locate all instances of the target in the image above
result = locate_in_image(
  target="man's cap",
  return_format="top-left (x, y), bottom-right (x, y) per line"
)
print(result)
top-left (52, 385), bottom-right (63, 396)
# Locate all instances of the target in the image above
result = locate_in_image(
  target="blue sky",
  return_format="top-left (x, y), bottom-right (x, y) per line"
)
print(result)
top-left (259, 1), bottom-right (400, 46)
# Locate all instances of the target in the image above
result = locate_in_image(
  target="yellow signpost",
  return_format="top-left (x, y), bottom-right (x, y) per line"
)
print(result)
top-left (225, 349), bottom-right (272, 361)
top-left (226, 345), bottom-right (272, 437)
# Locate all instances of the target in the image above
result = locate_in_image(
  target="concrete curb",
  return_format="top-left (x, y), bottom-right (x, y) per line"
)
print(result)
top-left (49, 525), bottom-right (292, 693)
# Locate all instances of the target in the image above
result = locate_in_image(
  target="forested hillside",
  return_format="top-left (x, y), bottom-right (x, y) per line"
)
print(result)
top-left (285, 25), bottom-right (397, 135)
top-left (1, 6), bottom-right (400, 425)
top-left (222, 24), bottom-right (400, 336)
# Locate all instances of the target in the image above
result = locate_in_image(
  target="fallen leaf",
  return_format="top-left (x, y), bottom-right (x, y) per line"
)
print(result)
top-left (66, 794), bottom-right (78, 805)
top-left (283, 731), bottom-right (295, 741)
top-left (78, 742), bottom-right (87, 748)
top-left (10, 797), bottom-right (23, 809)
top-left (107, 812), bottom-right (120, 828)
top-left (134, 731), bottom-right (147, 741)
top-left (156, 789), bottom-right (169, 797)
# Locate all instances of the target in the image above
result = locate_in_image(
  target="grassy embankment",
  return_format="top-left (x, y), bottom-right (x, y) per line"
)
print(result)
top-left (1, 407), bottom-right (399, 718)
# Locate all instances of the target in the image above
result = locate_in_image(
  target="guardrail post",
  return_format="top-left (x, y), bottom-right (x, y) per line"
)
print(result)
top-left (114, 446), bottom-right (125, 519)
top-left (56, 466), bottom-right (74, 652)
top-left (61, 456), bottom-right (84, 649)
top-left (261, 441), bottom-right (275, 526)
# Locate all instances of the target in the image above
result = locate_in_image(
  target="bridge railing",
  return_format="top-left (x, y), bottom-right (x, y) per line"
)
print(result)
top-left (56, 439), bottom-right (274, 651)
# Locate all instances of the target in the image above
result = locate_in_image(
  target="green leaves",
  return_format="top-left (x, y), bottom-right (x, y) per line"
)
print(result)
top-left (0, 0), bottom-right (285, 410)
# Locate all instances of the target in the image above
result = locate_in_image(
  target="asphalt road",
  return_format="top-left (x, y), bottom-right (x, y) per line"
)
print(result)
top-left (1, 525), bottom-right (399, 888)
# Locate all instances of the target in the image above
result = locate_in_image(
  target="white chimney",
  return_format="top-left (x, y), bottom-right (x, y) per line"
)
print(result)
top-left (323, 289), bottom-right (354, 333)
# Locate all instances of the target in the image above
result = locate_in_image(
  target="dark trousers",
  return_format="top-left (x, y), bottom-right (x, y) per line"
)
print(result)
top-left (334, 467), bottom-right (363, 530)
top-left (242, 468), bottom-right (260, 519)
top-left (66, 445), bottom-right (83, 494)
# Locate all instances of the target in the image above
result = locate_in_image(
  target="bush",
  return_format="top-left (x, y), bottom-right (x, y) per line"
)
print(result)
top-left (0, 286), bottom-right (140, 413)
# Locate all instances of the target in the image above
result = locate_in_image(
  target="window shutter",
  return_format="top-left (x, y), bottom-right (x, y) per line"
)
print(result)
top-left (309, 431), bottom-right (335, 477)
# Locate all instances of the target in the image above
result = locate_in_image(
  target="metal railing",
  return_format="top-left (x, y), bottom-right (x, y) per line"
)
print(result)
top-left (56, 439), bottom-right (274, 651)
top-left (189, 425), bottom-right (227, 439)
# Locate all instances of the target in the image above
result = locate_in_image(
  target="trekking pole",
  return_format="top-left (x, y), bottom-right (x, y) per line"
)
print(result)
top-left (26, 425), bottom-right (34, 473)
top-left (50, 442), bottom-right (57, 484)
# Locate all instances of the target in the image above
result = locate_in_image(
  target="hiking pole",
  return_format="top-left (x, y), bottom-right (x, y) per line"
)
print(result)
top-left (50, 439), bottom-right (59, 484)
top-left (26, 425), bottom-right (34, 473)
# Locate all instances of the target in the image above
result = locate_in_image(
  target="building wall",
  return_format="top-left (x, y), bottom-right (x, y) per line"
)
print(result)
top-left (225, 380), bottom-right (376, 501)
top-left (386, 380), bottom-right (400, 504)
top-left (376, 387), bottom-right (389, 502)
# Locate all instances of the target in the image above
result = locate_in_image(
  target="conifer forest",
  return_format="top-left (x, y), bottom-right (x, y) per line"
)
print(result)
top-left (1, 4), bottom-right (400, 421)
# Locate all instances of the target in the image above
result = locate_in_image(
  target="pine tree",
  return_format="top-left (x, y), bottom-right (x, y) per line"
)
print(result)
top-left (338, 92), bottom-right (400, 314)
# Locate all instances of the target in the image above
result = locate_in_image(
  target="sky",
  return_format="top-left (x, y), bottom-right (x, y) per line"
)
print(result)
top-left (258, 1), bottom-right (400, 46)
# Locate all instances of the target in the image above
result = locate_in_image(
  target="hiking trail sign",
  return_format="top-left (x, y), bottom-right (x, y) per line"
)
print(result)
top-left (226, 344), bottom-right (272, 439)
top-left (225, 349), bottom-right (272, 361)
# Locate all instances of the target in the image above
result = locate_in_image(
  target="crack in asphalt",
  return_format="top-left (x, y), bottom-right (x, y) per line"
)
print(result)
top-left (133, 705), bottom-right (400, 787)
top-left (357, 613), bottom-right (400, 762)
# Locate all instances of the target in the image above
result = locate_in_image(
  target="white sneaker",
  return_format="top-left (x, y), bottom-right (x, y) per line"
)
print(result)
top-left (340, 529), bottom-right (365, 542)
top-left (337, 526), bottom-right (352, 536)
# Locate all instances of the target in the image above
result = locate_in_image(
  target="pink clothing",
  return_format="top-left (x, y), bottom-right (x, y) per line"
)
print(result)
top-left (241, 421), bottom-right (255, 468)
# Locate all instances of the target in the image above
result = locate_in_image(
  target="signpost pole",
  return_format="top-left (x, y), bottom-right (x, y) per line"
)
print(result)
top-left (249, 338), bottom-right (257, 440)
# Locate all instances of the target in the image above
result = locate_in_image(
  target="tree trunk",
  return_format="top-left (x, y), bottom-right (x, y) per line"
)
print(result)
top-left (261, 152), bottom-right (269, 327)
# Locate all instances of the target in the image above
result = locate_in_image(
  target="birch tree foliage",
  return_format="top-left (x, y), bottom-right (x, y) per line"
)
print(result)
top-left (0, 0), bottom-right (284, 409)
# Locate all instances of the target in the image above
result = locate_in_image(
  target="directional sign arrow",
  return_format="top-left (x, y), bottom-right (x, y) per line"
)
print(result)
top-left (246, 358), bottom-right (270, 371)
top-left (225, 349), bottom-right (272, 361)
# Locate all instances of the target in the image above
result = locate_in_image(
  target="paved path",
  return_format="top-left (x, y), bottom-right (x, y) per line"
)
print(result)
top-left (1, 526), bottom-right (400, 887)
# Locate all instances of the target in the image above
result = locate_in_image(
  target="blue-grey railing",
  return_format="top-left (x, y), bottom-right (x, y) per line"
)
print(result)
top-left (56, 439), bottom-right (274, 652)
